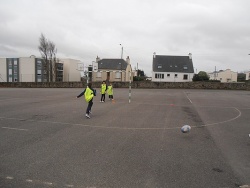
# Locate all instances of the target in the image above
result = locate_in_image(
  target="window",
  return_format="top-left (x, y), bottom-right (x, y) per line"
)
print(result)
top-left (167, 74), bottom-right (170, 77)
top-left (175, 74), bottom-right (178, 78)
top-left (158, 64), bottom-right (162, 69)
top-left (115, 72), bottom-right (121, 79)
top-left (155, 73), bottom-right (164, 79)
top-left (183, 66), bottom-right (188, 70)
top-left (96, 72), bottom-right (102, 78)
top-left (183, 74), bottom-right (188, 80)
top-left (175, 65), bottom-right (178, 67)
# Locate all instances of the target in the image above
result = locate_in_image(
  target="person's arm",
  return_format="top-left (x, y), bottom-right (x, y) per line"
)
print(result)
top-left (76, 89), bottom-right (86, 98)
top-left (90, 88), bottom-right (96, 96)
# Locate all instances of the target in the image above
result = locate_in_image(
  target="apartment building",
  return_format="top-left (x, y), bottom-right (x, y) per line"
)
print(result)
top-left (0, 56), bottom-right (82, 82)
top-left (208, 69), bottom-right (237, 82)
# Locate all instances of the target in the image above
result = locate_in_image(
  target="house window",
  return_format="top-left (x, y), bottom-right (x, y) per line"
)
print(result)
top-left (183, 74), bottom-right (188, 80)
top-left (96, 72), bottom-right (101, 78)
top-left (115, 72), bottom-right (121, 79)
top-left (158, 64), bottom-right (162, 69)
top-left (183, 66), bottom-right (188, 70)
top-left (175, 74), bottom-right (178, 78)
top-left (167, 74), bottom-right (170, 77)
top-left (175, 65), bottom-right (178, 67)
top-left (155, 73), bottom-right (164, 79)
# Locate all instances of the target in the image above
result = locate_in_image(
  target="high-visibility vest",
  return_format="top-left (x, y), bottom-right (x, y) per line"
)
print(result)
top-left (101, 84), bottom-right (106, 94)
top-left (107, 85), bottom-right (113, 95)
top-left (84, 87), bottom-right (94, 102)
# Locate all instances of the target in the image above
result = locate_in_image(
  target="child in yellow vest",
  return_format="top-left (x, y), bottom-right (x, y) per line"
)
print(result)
top-left (76, 83), bottom-right (96, 119)
top-left (100, 81), bottom-right (107, 102)
top-left (107, 83), bottom-right (114, 100)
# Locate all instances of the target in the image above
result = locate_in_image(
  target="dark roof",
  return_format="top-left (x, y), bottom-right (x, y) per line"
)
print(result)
top-left (98, 59), bottom-right (127, 70)
top-left (153, 55), bottom-right (194, 73)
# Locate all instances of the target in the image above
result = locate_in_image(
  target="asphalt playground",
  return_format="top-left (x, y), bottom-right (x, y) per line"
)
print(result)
top-left (0, 88), bottom-right (249, 188)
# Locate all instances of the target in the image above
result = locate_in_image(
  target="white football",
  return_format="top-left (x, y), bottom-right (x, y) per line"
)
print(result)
top-left (181, 125), bottom-right (191, 133)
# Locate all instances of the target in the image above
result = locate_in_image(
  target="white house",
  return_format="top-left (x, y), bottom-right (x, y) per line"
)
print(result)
top-left (208, 69), bottom-right (237, 82)
top-left (152, 53), bottom-right (195, 82)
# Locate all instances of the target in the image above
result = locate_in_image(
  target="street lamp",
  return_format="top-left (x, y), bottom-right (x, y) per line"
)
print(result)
top-left (119, 44), bottom-right (123, 59)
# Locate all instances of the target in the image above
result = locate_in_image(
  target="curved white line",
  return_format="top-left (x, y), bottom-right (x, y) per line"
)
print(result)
top-left (0, 107), bottom-right (242, 131)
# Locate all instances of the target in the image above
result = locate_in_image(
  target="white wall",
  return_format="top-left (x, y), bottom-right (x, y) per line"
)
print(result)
top-left (19, 57), bottom-right (35, 82)
top-left (152, 72), bottom-right (194, 82)
top-left (246, 72), bottom-right (250, 80)
top-left (61, 59), bottom-right (82, 81)
top-left (0, 58), bottom-right (7, 82)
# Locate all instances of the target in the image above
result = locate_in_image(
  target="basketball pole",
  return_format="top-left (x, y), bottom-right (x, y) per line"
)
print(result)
top-left (83, 70), bottom-right (131, 103)
top-left (129, 71), bottom-right (131, 104)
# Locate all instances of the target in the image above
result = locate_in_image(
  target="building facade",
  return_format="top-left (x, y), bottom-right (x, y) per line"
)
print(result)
top-left (245, 71), bottom-right (250, 80)
top-left (0, 57), bottom-right (82, 82)
top-left (91, 56), bottom-right (133, 82)
top-left (152, 53), bottom-right (195, 82)
top-left (208, 69), bottom-right (237, 82)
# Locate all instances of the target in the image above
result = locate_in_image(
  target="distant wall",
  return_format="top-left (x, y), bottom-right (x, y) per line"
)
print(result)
top-left (0, 81), bottom-right (249, 90)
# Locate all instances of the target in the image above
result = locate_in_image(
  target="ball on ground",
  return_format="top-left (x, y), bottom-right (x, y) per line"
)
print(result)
top-left (181, 125), bottom-right (191, 133)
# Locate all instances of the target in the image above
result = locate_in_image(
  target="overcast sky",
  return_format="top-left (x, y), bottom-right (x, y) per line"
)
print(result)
top-left (1, 0), bottom-right (250, 76)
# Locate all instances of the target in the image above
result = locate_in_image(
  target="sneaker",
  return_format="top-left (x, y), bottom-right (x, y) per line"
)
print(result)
top-left (85, 114), bottom-right (90, 119)
top-left (102, 101), bottom-right (104, 103)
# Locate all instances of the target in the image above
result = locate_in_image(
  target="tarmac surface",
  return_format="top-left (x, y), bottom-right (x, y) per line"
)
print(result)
top-left (0, 88), bottom-right (249, 188)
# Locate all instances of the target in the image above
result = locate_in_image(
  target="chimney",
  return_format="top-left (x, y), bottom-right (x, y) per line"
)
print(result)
top-left (153, 52), bottom-right (156, 58)
top-left (188, 53), bottom-right (192, 60)
top-left (126, 56), bottom-right (130, 64)
top-left (96, 55), bottom-right (100, 62)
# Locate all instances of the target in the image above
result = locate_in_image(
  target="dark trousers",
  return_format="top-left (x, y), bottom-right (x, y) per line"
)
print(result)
top-left (109, 95), bottom-right (113, 99)
top-left (101, 94), bottom-right (105, 101)
top-left (86, 99), bottom-right (93, 114)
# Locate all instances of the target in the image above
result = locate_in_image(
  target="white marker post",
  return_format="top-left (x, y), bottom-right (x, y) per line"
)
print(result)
top-left (129, 71), bottom-right (132, 103)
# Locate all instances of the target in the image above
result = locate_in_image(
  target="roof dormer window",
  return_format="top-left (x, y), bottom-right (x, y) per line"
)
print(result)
top-left (158, 64), bottom-right (162, 68)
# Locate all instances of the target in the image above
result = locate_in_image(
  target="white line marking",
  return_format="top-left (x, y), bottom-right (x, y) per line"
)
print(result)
top-left (0, 107), bottom-right (242, 130)
top-left (195, 107), bottom-right (242, 128)
top-left (184, 92), bottom-right (192, 104)
top-left (66, 185), bottom-right (74, 187)
top-left (43, 181), bottom-right (53, 185)
top-left (26, 179), bottom-right (33, 182)
top-left (2, 127), bottom-right (28, 131)
top-left (6, 176), bottom-right (14, 179)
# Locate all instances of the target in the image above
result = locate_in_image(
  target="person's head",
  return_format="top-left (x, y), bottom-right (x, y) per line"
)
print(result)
top-left (109, 83), bottom-right (112, 86)
top-left (102, 81), bottom-right (106, 84)
top-left (87, 83), bottom-right (92, 88)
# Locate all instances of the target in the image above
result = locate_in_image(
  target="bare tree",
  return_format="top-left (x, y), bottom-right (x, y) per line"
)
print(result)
top-left (38, 33), bottom-right (58, 82)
